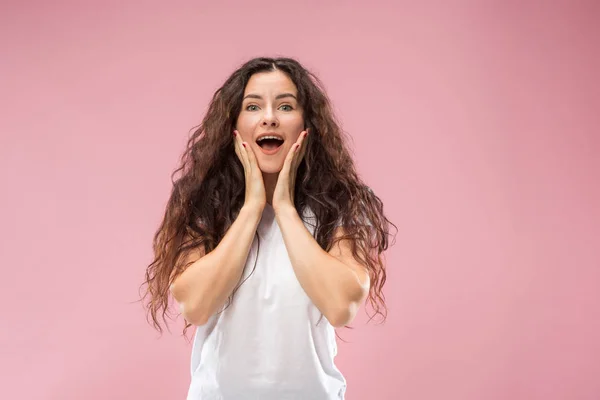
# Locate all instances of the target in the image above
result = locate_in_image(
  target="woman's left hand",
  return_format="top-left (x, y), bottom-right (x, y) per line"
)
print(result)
top-left (272, 129), bottom-right (309, 213)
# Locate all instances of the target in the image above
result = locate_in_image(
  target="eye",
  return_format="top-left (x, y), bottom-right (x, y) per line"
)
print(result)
top-left (279, 104), bottom-right (293, 111)
top-left (246, 104), bottom-right (259, 111)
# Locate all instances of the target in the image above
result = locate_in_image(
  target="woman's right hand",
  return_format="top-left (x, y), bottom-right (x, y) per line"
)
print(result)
top-left (233, 130), bottom-right (266, 211)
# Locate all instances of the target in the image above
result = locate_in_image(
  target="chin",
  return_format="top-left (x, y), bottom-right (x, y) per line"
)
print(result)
top-left (255, 145), bottom-right (287, 173)
top-left (256, 159), bottom-right (284, 174)
top-left (258, 164), bottom-right (283, 174)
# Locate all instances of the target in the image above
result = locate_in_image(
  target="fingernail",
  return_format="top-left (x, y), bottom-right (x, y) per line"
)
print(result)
top-left (304, 131), bottom-right (308, 137)
top-left (233, 131), bottom-right (237, 137)
top-left (242, 143), bottom-right (246, 148)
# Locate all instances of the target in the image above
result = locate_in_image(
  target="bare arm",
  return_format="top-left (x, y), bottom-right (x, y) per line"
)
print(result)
top-left (169, 203), bottom-right (263, 326)
top-left (275, 205), bottom-right (370, 327)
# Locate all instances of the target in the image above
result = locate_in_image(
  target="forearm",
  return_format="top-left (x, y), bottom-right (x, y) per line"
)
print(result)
top-left (171, 204), bottom-right (263, 325)
top-left (275, 205), bottom-right (366, 327)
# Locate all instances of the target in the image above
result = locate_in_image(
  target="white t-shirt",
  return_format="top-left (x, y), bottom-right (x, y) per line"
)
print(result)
top-left (186, 203), bottom-right (346, 400)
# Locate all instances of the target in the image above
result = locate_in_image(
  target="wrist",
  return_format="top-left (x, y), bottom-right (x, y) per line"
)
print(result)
top-left (273, 202), bottom-right (297, 218)
top-left (242, 202), bottom-right (265, 216)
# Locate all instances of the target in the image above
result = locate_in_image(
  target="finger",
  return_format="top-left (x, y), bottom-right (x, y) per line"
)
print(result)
top-left (298, 131), bottom-right (308, 165)
top-left (234, 130), bottom-right (249, 170)
top-left (233, 135), bottom-right (246, 171)
top-left (292, 130), bottom-right (308, 168)
top-left (242, 140), bottom-right (261, 178)
top-left (296, 130), bottom-right (307, 151)
top-left (285, 140), bottom-right (299, 166)
top-left (244, 138), bottom-right (258, 165)
top-left (233, 131), bottom-right (242, 160)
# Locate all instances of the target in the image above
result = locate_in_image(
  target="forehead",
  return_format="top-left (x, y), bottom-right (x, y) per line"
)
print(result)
top-left (243, 70), bottom-right (297, 95)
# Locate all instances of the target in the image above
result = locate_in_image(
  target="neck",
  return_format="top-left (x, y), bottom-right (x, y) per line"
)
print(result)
top-left (262, 172), bottom-right (279, 206)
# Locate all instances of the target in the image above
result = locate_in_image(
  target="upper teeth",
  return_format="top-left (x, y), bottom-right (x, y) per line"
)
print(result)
top-left (257, 136), bottom-right (283, 142)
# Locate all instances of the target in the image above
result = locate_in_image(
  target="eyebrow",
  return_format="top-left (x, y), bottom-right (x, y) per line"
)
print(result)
top-left (243, 93), bottom-right (297, 101)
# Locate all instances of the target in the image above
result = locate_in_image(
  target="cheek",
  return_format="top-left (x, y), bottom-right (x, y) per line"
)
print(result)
top-left (236, 115), bottom-right (261, 139)
top-left (287, 135), bottom-right (301, 146)
top-left (281, 115), bottom-right (305, 134)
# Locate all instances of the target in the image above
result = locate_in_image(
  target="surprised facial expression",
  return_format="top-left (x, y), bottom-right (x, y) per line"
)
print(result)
top-left (235, 70), bottom-right (305, 174)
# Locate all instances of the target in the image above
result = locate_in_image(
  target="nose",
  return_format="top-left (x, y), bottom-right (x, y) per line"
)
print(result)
top-left (261, 110), bottom-right (279, 127)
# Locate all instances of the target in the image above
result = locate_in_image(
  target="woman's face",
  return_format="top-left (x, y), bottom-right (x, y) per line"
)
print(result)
top-left (235, 70), bottom-right (305, 174)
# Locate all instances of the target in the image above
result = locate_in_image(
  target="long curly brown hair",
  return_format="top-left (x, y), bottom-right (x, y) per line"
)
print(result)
top-left (140, 56), bottom-right (397, 336)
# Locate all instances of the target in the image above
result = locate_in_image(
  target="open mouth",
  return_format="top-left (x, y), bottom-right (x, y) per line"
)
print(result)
top-left (256, 137), bottom-right (284, 152)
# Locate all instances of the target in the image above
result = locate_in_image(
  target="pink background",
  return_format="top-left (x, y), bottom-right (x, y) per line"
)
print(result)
top-left (1, 1), bottom-right (599, 399)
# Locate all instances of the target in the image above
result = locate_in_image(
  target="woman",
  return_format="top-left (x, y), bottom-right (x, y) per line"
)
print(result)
top-left (142, 57), bottom-right (395, 399)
